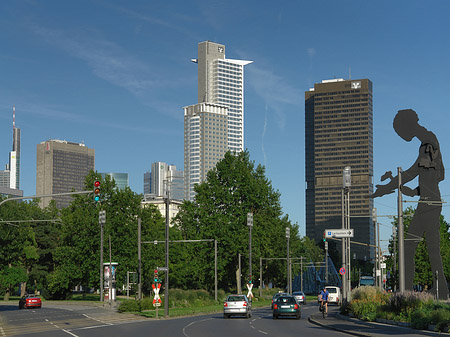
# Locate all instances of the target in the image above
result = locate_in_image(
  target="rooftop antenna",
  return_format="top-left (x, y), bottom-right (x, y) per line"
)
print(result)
top-left (13, 105), bottom-right (15, 129)
top-left (349, 67), bottom-right (352, 80)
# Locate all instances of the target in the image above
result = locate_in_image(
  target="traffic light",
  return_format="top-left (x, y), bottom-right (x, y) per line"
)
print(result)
top-left (248, 275), bottom-right (252, 284)
top-left (94, 180), bottom-right (101, 202)
top-left (154, 269), bottom-right (159, 283)
top-left (323, 231), bottom-right (326, 242)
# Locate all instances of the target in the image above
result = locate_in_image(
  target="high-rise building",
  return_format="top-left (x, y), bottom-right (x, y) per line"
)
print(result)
top-left (184, 41), bottom-right (252, 200)
top-left (100, 172), bottom-right (129, 190)
top-left (144, 162), bottom-right (184, 201)
top-left (305, 78), bottom-right (374, 261)
top-left (36, 140), bottom-right (95, 209)
top-left (1, 106), bottom-right (21, 193)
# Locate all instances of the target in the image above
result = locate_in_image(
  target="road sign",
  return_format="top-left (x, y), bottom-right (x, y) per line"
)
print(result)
top-left (339, 267), bottom-right (346, 275)
top-left (380, 263), bottom-right (386, 269)
top-left (325, 229), bottom-right (354, 238)
top-left (247, 212), bottom-right (253, 227)
top-left (157, 267), bottom-right (168, 272)
top-left (152, 283), bottom-right (162, 306)
top-left (246, 283), bottom-right (254, 298)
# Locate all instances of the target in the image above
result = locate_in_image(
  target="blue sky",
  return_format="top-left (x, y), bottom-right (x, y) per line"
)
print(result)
top-left (1, 1), bottom-right (450, 250)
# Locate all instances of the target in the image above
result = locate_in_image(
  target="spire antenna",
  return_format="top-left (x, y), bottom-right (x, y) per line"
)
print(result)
top-left (13, 105), bottom-right (16, 129)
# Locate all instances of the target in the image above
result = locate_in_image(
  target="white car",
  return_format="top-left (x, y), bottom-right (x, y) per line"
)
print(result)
top-left (325, 286), bottom-right (341, 305)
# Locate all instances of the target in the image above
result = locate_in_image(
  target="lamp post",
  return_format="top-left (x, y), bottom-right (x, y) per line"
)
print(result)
top-left (342, 166), bottom-right (351, 302)
top-left (286, 227), bottom-right (291, 294)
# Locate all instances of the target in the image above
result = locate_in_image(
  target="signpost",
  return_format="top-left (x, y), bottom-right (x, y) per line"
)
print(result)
top-left (325, 229), bottom-right (354, 239)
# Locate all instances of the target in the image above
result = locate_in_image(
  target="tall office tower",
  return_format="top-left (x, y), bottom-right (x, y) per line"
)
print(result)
top-left (36, 140), bottom-right (95, 209)
top-left (195, 41), bottom-right (252, 153)
top-left (1, 106), bottom-right (21, 191)
top-left (184, 41), bottom-right (252, 200)
top-left (100, 172), bottom-right (129, 190)
top-left (305, 79), bottom-right (374, 261)
top-left (144, 162), bottom-right (184, 201)
top-left (12, 106), bottom-right (20, 189)
top-left (184, 103), bottom-right (228, 200)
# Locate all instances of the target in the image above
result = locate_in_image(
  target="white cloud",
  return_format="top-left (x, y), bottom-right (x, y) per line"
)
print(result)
top-left (247, 65), bottom-right (302, 130)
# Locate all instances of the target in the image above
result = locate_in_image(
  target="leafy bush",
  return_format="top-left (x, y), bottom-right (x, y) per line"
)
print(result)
top-left (118, 299), bottom-right (141, 313)
top-left (348, 286), bottom-right (389, 321)
top-left (411, 307), bottom-right (433, 329)
top-left (388, 291), bottom-right (433, 317)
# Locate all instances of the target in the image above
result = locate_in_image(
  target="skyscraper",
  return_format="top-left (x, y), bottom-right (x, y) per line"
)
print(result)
top-left (144, 162), bottom-right (184, 201)
top-left (100, 172), bottom-right (129, 190)
top-left (305, 78), bottom-right (374, 261)
top-left (36, 140), bottom-right (95, 209)
top-left (1, 106), bottom-right (21, 194)
top-left (184, 41), bottom-right (252, 200)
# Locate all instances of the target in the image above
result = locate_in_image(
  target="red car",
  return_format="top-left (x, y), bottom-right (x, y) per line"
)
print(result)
top-left (19, 295), bottom-right (42, 309)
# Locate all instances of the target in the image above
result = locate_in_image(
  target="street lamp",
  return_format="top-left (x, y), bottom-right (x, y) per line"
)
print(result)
top-left (342, 166), bottom-right (351, 302)
top-left (286, 227), bottom-right (291, 294)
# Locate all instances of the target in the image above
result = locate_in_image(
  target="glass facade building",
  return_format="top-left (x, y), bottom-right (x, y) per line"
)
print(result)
top-left (101, 172), bottom-right (129, 190)
top-left (305, 79), bottom-right (374, 261)
top-left (184, 41), bottom-right (252, 200)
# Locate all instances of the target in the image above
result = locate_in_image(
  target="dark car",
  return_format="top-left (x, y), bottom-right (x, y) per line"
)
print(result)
top-left (271, 292), bottom-right (289, 309)
top-left (273, 295), bottom-right (301, 319)
top-left (292, 291), bottom-right (306, 305)
top-left (19, 294), bottom-right (42, 309)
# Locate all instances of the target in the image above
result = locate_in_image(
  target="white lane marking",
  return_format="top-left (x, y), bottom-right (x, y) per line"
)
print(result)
top-left (73, 324), bottom-right (113, 330)
top-left (182, 318), bottom-right (213, 337)
top-left (62, 329), bottom-right (79, 337)
top-left (258, 330), bottom-right (268, 335)
top-left (82, 313), bottom-right (113, 325)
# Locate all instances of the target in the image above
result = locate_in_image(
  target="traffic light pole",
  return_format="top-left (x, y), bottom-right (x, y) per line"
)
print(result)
top-left (164, 181), bottom-right (170, 318)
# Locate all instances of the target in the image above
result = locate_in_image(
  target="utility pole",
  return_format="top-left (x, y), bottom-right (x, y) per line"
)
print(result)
top-left (247, 212), bottom-right (253, 281)
top-left (343, 166), bottom-right (351, 302)
top-left (398, 167), bottom-right (405, 293)
top-left (238, 253), bottom-right (242, 294)
top-left (99, 210), bottom-right (106, 302)
top-left (377, 219), bottom-right (382, 290)
top-left (393, 226), bottom-right (397, 292)
top-left (138, 218), bottom-right (142, 300)
top-left (259, 257), bottom-right (263, 298)
top-left (286, 227), bottom-right (291, 294)
top-left (164, 180), bottom-right (170, 318)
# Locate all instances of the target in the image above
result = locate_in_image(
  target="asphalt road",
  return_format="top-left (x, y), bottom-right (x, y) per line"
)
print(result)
top-left (0, 301), bottom-right (347, 337)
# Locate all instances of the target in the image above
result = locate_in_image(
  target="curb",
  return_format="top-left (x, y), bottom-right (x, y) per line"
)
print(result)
top-left (336, 313), bottom-right (448, 337)
top-left (308, 314), bottom-right (374, 337)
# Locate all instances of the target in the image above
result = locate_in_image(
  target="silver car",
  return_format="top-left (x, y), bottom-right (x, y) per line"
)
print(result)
top-left (223, 294), bottom-right (252, 318)
top-left (292, 291), bottom-right (306, 305)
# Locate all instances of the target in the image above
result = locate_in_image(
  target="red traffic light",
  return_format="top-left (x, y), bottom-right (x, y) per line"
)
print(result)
top-left (94, 180), bottom-right (101, 202)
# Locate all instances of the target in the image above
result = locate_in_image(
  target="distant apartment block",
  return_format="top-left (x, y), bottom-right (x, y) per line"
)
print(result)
top-left (36, 140), bottom-right (95, 209)
top-left (305, 78), bottom-right (374, 261)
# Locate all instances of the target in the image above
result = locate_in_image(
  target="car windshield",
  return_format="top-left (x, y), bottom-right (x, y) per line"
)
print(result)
top-left (326, 288), bottom-right (337, 293)
top-left (227, 296), bottom-right (245, 302)
top-left (277, 297), bottom-right (296, 304)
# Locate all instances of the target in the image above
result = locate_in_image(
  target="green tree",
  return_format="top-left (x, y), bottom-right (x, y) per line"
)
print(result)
top-left (174, 151), bottom-right (304, 291)
top-left (386, 207), bottom-right (450, 290)
top-left (47, 171), bottom-right (165, 298)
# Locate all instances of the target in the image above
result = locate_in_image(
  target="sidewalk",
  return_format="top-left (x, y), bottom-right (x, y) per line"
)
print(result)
top-left (308, 310), bottom-right (448, 337)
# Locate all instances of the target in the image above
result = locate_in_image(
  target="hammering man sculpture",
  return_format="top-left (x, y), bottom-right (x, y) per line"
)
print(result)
top-left (371, 109), bottom-right (448, 300)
